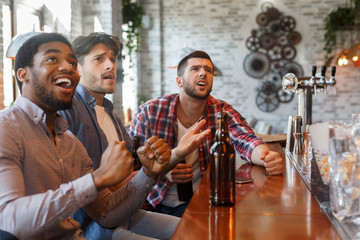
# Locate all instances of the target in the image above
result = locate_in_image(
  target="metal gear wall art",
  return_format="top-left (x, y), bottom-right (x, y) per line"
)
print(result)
top-left (244, 2), bottom-right (303, 112)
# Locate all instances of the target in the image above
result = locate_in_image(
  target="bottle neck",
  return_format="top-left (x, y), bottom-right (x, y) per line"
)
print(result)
top-left (215, 115), bottom-right (230, 142)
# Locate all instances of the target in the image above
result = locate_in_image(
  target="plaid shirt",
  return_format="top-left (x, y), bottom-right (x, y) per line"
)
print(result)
top-left (129, 94), bottom-right (264, 207)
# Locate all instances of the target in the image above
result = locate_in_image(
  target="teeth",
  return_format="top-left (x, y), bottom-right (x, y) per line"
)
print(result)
top-left (198, 82), bottom-right (205, 86)
top-left (55, 78), bottom-right (71, 88)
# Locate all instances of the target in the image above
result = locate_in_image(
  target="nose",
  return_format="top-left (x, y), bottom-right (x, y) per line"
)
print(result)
top-left (104, 58), bottom-right (115, 71)
top-left (58, 60), bottom-right (75, 73)
top-left (199, 67), bottom-right (207, 77)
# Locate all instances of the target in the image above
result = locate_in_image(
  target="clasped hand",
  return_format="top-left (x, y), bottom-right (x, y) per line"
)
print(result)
top-left (137, 136), bottom-right (171, 179)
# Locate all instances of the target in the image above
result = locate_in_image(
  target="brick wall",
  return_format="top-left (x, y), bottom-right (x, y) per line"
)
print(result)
top-left (138, 0), bottom-right (360, 133)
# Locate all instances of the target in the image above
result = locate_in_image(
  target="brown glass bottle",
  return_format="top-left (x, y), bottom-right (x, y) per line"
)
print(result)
top-left (177, 160), bottom-right (193, 202)
top-left (209, 112), bottom-right (235, 206)
top-left (132, 136), bottom-right (142, 171)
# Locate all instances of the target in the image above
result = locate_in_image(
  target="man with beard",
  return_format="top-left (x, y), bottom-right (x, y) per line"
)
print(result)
top-left (0, 33), bottom-right (207, 239)
top-left (129, 51), bottom-right (285, 217)
top-left (58, 33), bottom-right (211, 239)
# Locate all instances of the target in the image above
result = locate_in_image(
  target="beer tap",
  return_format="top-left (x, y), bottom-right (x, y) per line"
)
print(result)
top-left (282, 65), bottom-right (337, 128)
top-left (318, 66), bottom-right (326, 93)
top-left (327, 66), bottom-right (337, 95)
top-left (308, 66), bottom-right (317, 95)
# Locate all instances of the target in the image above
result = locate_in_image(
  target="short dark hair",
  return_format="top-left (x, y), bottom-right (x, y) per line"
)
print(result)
top-left (177, 51), bottom-right (214, 76)
top-left (14, 32), bottom-right (71, 93)
top-left (71, 32), bottom-right (120, 64)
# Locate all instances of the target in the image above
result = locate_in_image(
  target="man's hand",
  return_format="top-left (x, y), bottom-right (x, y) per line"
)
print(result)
top-left (260, 150), bottom-right (284, 175)
top-left (92, 141), bottom-right (134, 191)
top-left (173, 119), bottom-right (211, 160)
top-left (137, 136), bottom-right (171, 179)
top-left (170, 163), bottom-right (193, 183)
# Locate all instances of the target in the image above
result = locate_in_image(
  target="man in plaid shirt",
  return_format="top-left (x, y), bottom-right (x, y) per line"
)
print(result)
top-left (129, 51), bottom-right (284, 217)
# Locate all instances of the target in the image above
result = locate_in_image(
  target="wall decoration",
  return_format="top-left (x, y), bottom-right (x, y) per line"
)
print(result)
top-left (244, 2), bottom-right (303, 112)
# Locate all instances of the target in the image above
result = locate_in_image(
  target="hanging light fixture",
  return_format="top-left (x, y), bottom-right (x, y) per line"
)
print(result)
top-left (347, 42), bottom-right (360, 67)
top-left (337, 50), bottom-right (349, 67)
top-left (6, 31), bottom-right (41, 59)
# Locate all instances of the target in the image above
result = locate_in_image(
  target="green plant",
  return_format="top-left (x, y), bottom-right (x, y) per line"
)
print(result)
top-left (323, 1), bottom-right (360, 64)
top-left (122, 0), bottom-right (145, 63)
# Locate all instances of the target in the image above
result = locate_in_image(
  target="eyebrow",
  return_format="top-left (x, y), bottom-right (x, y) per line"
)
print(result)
top-left (191, 64), bottom-right (213, 70)
top-left (44, 49), bottom-right (61, 55)
top-left (43, 48), bottom-right (77, 60)
top-left (93, 51), bottom-right (116, 58)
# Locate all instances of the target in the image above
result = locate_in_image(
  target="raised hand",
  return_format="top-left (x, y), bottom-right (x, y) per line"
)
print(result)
top-left (137, 136), bottom-right (171, 179)
top-left (173, 119), bottom-right (211, 159)
top-left (92, 141), bottom-right (134, 191)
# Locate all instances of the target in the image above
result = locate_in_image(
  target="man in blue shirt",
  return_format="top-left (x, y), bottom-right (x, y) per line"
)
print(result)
top-left (59, 32), bottom-right (210, 239)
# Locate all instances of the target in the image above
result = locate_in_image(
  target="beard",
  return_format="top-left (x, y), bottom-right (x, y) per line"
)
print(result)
top-left (182, 80), bottom-right (212, 100)
top-left (33, 77), bottom-right (73, 110)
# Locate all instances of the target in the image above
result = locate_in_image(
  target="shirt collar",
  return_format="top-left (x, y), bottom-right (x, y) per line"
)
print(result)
top-left (169, 94), bottom-right (179, 121)
top-left (76, 83), bottom-right (97, 108)
top-left (76, 83), bottom-right (113, 111)
top-left (15, 96), bottom-right (68, 134)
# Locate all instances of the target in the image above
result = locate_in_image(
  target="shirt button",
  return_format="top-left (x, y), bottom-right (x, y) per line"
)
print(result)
top-left (56, 137), bottom-right (61, 142)
top-left (34, 116), bottom-right (39, 121)
top-left (59, 158), bottom-right (63, 163)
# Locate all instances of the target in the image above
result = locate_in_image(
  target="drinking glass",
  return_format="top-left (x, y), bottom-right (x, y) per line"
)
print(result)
top-left (352, 113), bottom-right (360, 151)
top-left (352, 113), bottom-right (360, 125)
top-left (328, 122), bottom-right (357, 220)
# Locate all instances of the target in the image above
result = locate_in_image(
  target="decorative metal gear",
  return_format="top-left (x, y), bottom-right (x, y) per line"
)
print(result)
top-left (261, 2), bottom-right (274, 12)
top-left (265, 7), bottom-right (281, 22)
top-left (283, 61), bottom-right (304, 76)
top-left (245, 36), bottom-right (260, 52)
top-left (244, 4), bottom-right (302, 111)
top-left (277, 35), bottom-right (288, 46)
top-left (287, 31), bottom-right (302, 45)
top-left (261, 81), bottom-right (278, 95)
top-left (256, 12), bottom-right (269, 26)
top-left (256, 91), bottom-right (280, 112)
top-left (243, 52), bottom-right (270, 79)
top-left (268, 45), bottom-right (282, 61)
top-left (280, 16), bottom-right (296, 32)
top-left (266, 20), bottom-right (284, 37)
top-left (271, 60), bottom-right (287, 72)
top-left (281, 45), bottom-right (297, 60)
top-left (259, 33), bottom-right (277, 50)
top-left (276, 86), bottom-right (294, 103)
top-left (266, 71), bottom-right (282, 82)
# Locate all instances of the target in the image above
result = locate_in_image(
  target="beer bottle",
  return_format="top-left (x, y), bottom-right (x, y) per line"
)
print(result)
top-left (132, 136), bottom-right (142, 171)
top-left (177, 160), bottom-right (193, 202)
top-left (209, 112), bottom-right (235, 206)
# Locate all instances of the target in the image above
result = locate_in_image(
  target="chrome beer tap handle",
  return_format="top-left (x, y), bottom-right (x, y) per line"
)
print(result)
top-left (318, 66), bottom-right (326, 94)
top-left (309, 66), bottom-right (317, 95)
top-left (282, 73), bottom-right (299, 93)
top-left (328, 66), bottom-right (337, 95)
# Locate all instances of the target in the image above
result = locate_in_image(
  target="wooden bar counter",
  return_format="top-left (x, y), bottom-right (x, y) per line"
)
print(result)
top-left (171, 156), bottom-right (340, 239)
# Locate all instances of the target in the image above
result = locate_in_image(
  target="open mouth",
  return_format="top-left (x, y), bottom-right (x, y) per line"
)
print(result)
top-left (103, 73), bottom-right (115, 80)
top-left (197, 81), bottom-right (206, 86)
top-left (54, 78), bottom-right (72, 89)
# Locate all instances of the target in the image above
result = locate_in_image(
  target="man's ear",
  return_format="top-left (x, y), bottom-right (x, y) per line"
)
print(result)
top-left (77, 64), bottom-right (83, 78)
top-left (16, 68), bottom-right (29, 83)
top-left (176, 76), bottom-right (182, 87)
